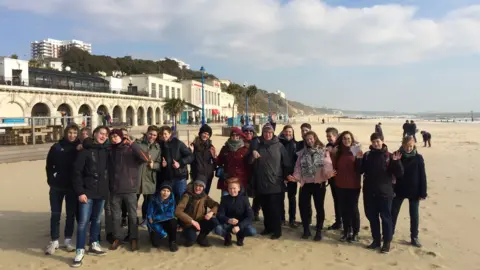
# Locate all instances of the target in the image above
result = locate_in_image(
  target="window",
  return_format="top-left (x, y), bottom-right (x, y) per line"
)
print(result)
top-left (151, 83), bottom-right (156, 97)
top-left (177, 88), bottom-right (181, 99)
top-left (159, 84), bottom-right (163, 98)
top-left (171, 87), bottom-right (175, 98)
top-left (166, 86), bottom-right (170, 98)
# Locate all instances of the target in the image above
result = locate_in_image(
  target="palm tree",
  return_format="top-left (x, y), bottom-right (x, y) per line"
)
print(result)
top-left (225, 83), bottom-right (244, 119)
top-left (246, 85), bottom-right (258, 124)
top-left (163, 98), bottom-right (186, 131)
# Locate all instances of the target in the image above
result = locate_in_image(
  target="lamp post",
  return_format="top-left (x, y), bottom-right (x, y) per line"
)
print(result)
top-left (244, 82), bottom-right (248, 125)
top-left (286, 98), bottom-right (289, 124)
top-left (200, 66), bottom-right (206, 125)
top-left (268, 94), bottom-right (271, 119)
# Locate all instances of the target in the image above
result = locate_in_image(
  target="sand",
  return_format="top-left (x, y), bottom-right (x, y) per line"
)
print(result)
top-left (0, 118), bottom-right (479, 270)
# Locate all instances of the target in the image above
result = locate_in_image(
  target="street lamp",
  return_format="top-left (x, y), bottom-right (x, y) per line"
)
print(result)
top-left (200, 66), bottom-right (206, 125)
top-left (243, 82), bottom-right (248, 125)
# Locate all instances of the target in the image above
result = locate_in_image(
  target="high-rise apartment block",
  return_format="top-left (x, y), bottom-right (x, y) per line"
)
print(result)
top-left (31, 38), bottom-right (92, 59)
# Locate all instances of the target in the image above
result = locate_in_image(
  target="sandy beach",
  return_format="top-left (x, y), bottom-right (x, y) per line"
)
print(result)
top-left (0, 118), bottom-right (478, 270)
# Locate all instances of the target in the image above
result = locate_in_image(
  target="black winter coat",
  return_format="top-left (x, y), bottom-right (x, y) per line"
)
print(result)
top-left (159, 137), bottom-right (194, 181)
top-left (394, 154), bottom-right (427, 199)
top-left (46, 138), bottom-right (80, 190)
top-left (72, 138), bottom-right (110, 200)
top-left (217, 194), bottom-right (253, 230)
top-left (190, 138), bottom-right (215, 182)
top-left (249, 136), bottom-right (290, 195)
top-left (108, 140), bottom-right (149, 194)
top-left (357, 145), bottom-right (404, 198)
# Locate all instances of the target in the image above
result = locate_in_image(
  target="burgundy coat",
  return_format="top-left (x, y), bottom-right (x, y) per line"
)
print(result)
top-left (216, 145), bottom-right (250, 191)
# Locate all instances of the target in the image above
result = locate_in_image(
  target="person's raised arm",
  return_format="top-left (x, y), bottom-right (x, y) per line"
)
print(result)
top-left (179, 141), bottom-right (194, 166)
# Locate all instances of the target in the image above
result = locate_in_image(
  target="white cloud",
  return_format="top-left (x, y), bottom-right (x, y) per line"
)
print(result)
top-left (2, 0), bottom-right (480, 67)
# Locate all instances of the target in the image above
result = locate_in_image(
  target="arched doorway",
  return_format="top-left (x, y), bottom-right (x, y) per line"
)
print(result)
top-left (137, 107), bottom-right (145, 126)
top-left (126, 106), bottom-right (134, 126)
top-left (155, 107), bottom-right (161, 125)
top-left (57, 103), bottom-right (73, 126)
top-left (31, 102), bottom-right (51, 126)
top-left (97, 105), bottom-right (109, 126)
top-left (113, 105), bottom-right (123, 123)
top-left (147, 107), bottom-right (153, 125)
top-left (78, 104), bottom-right (92, 128)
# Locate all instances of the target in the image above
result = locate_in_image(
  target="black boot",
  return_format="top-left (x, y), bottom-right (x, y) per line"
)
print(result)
top-left (411, 237), bottom-right (422, 248)
top-left (350, 233), bottom-right (359, 242)
top-left (367, 240), bottom-right (381, 250)
top-left (313, 229), bottom-right (322, 241)
top-left (381, 241), bottom-right (391, 254)
top-left (236, 235), bottom-right (244, 246)
top-left (340, 231), bottom-right (348, 242)
top-left (196, 233), bottom-right (211, 247)
top-left (224, 233), bottom-right (232, 246)
top-left (254, 215), bottom-right (260, 222)
top-left (346, 232), bottom-right (354, 243)
top-left (327, 222), bottom-right (342, 230)
top-left (106, 233), bottom-right (115, 245)
top-left (302, 228), bottom-right (312, 239)
top-left (169, 241), bottom-right (179, 252)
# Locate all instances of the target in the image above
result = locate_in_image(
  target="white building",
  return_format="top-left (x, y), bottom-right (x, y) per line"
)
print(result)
top-left (0, 57), bottom-right (29, 86)
top-left (220, 91), bottom-right (235, 117)
top-left (181, 79), bottom-right (222, 120)
top-left (44, 60), bottom-right (63, 71)
top-left (219, 79), bottom-right (231, 87)
top-left (275, 90), bottom-right (286, 99)
top-left (31, 38), bottom-right (92, 59)
top-left (122, 74), bottom-right (182, 100)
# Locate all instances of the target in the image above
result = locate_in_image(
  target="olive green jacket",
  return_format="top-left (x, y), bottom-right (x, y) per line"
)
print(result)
top-left (136, 138), bottom-right (162, 194)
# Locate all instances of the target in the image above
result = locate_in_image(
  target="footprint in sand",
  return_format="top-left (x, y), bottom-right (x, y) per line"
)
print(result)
top-left (456, 204), bottom-right (463, 208)
top-left (432, 201), bottom-right (438, 205)
top-left (430, 264), bottom-right (444, 269)
top-left (415, 249), bottom-right (440, 258)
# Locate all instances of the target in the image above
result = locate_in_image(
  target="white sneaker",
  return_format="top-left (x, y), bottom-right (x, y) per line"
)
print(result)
top-left (45, 240), bottom-right (59, 255)
top-left (71, 249), bottom-right (85, 268)
top-left (64, 238), bottom-right (75, 252)
top-left (88, 242), bottom-right (106, 256)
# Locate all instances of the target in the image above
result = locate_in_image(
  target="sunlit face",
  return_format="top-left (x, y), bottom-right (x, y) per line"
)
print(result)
top-left (342, 134), bottom-right (353, 147)
top-left (326, 132), bottom-right (337, 144)
top-left (283, 128), bottom-right (294, 140)
top-left (147, 131), bottom-right (158, 144)
top-left (227, 183), bottom-right (241, 197)
top-left (230, 133), bottom-right (241, 141)
top-left (110, 134), bottom-right (122, 144)
top-left (200, 132), bottom-right (210, 141)
top-left (95, 128), bottom-right (108, 144)
top-left (162, 130), bottom-right (172, 141)
top-left (194, 184), bottom-right (204, 195)
top-left (402, 138), bottom-right (415, 153)
top-left (301, 127), bottom-right (310, 138)
top-left (66, 128), bottom-right (78, 142)
top-left (263, 130), bottom-right (274, 140)
top-left (80, 130), bottom-right (89, 140)
top-left (371, 138), bottom-right (383, 150)
top-left (160, 188), bottom-right (171, 200)
top-left (305, 134), bottom-right (315, 147)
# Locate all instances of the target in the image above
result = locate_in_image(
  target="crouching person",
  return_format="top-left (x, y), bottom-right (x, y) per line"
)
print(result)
top-left (175, 176), bottom-right (219, 247)
top-left (147, 184), bottom-right (179, 252)
top-left (215, 178), bottom-right (256, 247)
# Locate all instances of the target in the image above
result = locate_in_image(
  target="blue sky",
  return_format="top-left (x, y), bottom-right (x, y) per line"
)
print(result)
top-left (1, 0), bottom-right (479, 113)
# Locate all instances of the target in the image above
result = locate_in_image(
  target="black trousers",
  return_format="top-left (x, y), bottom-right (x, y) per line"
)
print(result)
top-left (259, 193), bottom-right (283, 236)
top-left (299, 183), bottom-right (327, 231)
top-left (150, 219), bottom-right (178, 247)
top-left (137, 194), bottom-right (153, 220)
top-left (121, 201), bottom-right (127, 219)
top-left (282, 182), bottom-right (298, 223)
top-left (364, 194), bottom-right (393, 243)
top-left (328, 178), bottom-right (342, 224)
top-left (391, 197), bottom-right (420, 239)
top-left (337, 188), bottom-right (360, 234)
top-left (252, 196), bottom-right (262, 216)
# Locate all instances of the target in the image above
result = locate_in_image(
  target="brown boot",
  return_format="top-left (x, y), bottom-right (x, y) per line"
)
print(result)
top-left (130, 239), bottom-right (138, 251)
top-left (109, 239), bottom-right (121, 250)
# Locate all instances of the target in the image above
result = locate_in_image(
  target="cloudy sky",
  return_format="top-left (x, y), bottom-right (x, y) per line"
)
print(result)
top-left (1, 0), bottom-right (479, 112)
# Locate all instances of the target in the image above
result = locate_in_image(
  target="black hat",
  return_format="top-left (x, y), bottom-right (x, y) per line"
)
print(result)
top-left (159, 184), bottom-right (173, 193)
top-left (193, 175), bottom-right (208, 188)
top-left (199, 124), bottom-right (212, 137)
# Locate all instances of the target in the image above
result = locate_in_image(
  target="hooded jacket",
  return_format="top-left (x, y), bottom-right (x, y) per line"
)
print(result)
top-left (46, 138), bottom-right (80, 189)
top-left (136, 136), bottom-right (162, 195)
top-left (190, 136), bottom-right (216, 182)
top-left (394, 151), bottom-right (427, 199)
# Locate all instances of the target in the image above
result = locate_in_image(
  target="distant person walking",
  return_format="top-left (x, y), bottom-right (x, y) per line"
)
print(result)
top-left (409, 120), bottom-right (417, 142)
top-left (402, 120), bottom-right (410, 137)
top-left (375, 123), bottom-right (383, 140)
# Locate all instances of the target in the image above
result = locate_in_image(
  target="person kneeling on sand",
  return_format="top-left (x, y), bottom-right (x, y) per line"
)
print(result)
top-left (175, 176), bottom-right (219, 247)
top-left (215, 178), bottom-right (256, 246)
top-left (147, 184), bottom-right (179, 252)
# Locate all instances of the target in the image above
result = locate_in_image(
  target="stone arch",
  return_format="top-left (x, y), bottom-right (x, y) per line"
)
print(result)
top-left (147, 107), bottom-right (154, 125)
top-left (112, 105), bottom-right (123, 122)
top-left (0, 101), bottom-right (24, 118)
top-left (31, 102), bottom-right (51, 117)
top-left (27, 95), bottom-right (56, 114)
top-left (126, 106), bottom-right (135, 126)
top-left (137, 106), bottom-right (145, 126)
top-left (57, 103), bottom-right (73, 116)
top-left (97, 104), bottom-right (110, 126)
top-left (155, 107), bottom-right (161, 125)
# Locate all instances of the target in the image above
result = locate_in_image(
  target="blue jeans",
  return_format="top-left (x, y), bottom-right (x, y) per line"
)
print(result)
top-left (215, 223), bottom-right (257, 238)
top-left (76, 199), bottom-right (105, 249)
top-left (171, 179), bottom-right (187, 203)
top-left (182, 218), bottom-right (218, 243)
top-left (49, 187), bottom-right (77, 241)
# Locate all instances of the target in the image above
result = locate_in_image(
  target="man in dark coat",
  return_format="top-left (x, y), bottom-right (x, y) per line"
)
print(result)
top-left (278, 125), bottom-right (298, 228)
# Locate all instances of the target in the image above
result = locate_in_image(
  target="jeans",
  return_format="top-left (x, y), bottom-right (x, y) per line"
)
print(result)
top-left (137, 194), bottom-right (153, 220)
top-left (49, 187), bottom-right (77, 241)
top-left (111, 193), bottom-right (138, 241)
top-left (364, 195), bottom-right (393, 243)
top-left (182, 219), bottom-right (218, 243)
top-left (337, 188), bottom-right (360, 234)
top-left (215, 223), bottom-right (257, 238)
top-left (328, 178), bottom-right (342, 224)
top-left (282, 182), bottom-right (297, 223)
top-left (391, 197), bottom-right (420, 239)
top-left (205, 175), bottom-right (214, 195)
top-left (150, 219), bottom-right (178, 246)
top-left (167, 179), bottom-right (187, 204)
top-left (299, 183), bottom-right (326, 231)
top-left (104, 195), bottom-right (113, 235)
top-left (76, 199), bottom-right (105, 249)
top-left (259, 193), bottom-right (283, 236)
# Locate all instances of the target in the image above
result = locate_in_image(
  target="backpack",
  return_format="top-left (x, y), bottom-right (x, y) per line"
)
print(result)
top-left (364, 151), bottom-right (396, 184)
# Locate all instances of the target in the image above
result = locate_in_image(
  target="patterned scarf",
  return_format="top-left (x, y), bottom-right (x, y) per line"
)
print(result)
top-left (300, 146), bottom-right (325, 179)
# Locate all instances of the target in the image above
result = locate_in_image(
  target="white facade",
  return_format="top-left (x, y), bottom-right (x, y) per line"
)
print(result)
top-left (219, 79), bottom-right (231, 87)
top-left (276, 90), bottom-right (286, 99)
top-left (124, 74), bottom-right (182, 99)
top-left (46, 61), bottom-right (63, 71)
top-left (31, 38), bottom-right (92, 59)
top-left (220, 91), bottom-right (236, 117)
top-left (104, 76), bottom-right (123, 92)
top-left (0, 57), bottom-right (30, 85)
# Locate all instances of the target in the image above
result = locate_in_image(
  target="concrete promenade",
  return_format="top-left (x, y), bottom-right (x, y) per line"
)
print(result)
top-left (0, 124), bottom-right (225, 164)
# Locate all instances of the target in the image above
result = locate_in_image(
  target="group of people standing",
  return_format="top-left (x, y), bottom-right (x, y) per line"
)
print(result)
top-left (45, 120), bottom-right (428, 268)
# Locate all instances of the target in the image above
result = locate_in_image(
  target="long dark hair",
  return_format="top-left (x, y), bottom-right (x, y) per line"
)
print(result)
top-left (334, 131), bottom-right (357, 161)
top-left (304, 131), bottom-right (324, 148)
